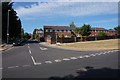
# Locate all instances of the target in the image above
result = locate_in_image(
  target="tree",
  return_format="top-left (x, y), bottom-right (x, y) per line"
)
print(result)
top-left (24, 33), bottom-right (31, 39)
top-left (79, 24), bottom-right (91, 41)
top-left (114, 26), bottom-right (120, 35)
top-left (71, 34), bottom-right (74, 38)
top-left (34, 34), bottom-right (39, 39)
top-left (61, 33), bottom-right (64, 38)
top-left (33, 29), bottom-right (38, 39)
top-left (2, 2), bottom-right (22, 42)
top-left (70, 21), bottom-right (76, 28)
top-left (21, 28), bottom-right (24, 38)
top-left (97, 32), bottom-right (107, 37)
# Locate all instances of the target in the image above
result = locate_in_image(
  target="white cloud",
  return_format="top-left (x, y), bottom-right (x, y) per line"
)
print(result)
top-left (11, 0), bottom-right (120, 2)
top-left (90, 18), bottom-right (118, 24)
top-left (15, 2), bottom-right (118, 17)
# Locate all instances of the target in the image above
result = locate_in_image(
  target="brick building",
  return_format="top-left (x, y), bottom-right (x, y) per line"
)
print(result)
top-left (43, 26), bottom-right (117, 43)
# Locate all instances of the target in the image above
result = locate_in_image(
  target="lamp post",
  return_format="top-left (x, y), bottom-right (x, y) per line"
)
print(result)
top-left (7, 10), bottom-right (11, 44)
top-left (56, 33), bottom-right (57, 44)
top-left (95, 27), bottom-right (97, 41)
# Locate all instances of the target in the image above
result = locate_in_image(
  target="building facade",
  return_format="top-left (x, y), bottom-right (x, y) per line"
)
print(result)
top-left (43, 26), bottom-right (117, 43)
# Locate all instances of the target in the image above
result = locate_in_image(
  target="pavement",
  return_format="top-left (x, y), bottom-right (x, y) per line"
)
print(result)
top-left (0, 44), bottom-right (13, 51)
top-left (1, 40), bottom-right (120, 79)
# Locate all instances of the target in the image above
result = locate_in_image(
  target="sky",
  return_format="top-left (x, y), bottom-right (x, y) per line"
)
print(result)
top-left (12, 1), bottom-right (118, 34)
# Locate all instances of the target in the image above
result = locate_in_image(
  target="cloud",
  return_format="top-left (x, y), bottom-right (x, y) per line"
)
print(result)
top-left (15, 2), bottom-right (118, 17)
top-left (90, 18), bottom-right (118, 24)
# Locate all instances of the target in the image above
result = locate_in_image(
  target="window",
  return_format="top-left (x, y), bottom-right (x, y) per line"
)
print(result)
top-left (68, 30), bottom-right (70, 32)
top-left (92, 35), bottom-right (94, 36)
top-left (55, 30), bottom-right (57, 32)
top-left (50, 29), bottom-right (52, 32)
top-left (46, 29), bottom-right (48, 32)
top-left (92, 30), bottom-right (94, 32)
top-left (47, 35), bottom-right (51, 38)
top-left (59, 30), bottom-right (62, 32)
top-left (77, 34), bottom-right (80, 37)
top-left (64, 30), bottom-right (66, 32)
top-left (98, 30), bottom-right (99, 32)
top-left (65, 35), bottom-right (68, 37)
top-left (71, 30), bottom-right (73, 32)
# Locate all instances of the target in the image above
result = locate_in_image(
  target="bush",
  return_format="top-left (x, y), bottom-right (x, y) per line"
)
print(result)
top-left (97, 32), bottom-right (107, 37)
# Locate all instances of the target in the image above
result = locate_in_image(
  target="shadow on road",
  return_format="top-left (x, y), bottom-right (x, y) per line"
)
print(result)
top-left (49, 66), bottom-right (120, 80)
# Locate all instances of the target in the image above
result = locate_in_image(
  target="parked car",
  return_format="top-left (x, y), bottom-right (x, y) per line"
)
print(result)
top-left (13, 40), bottom-right (22, 46)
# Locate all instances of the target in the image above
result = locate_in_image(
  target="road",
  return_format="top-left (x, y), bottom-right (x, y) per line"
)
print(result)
top-left (1, 40), bottom-right (119, 79)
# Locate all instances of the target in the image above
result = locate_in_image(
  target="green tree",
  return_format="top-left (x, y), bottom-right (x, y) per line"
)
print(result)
top-left (34, 34), bottom-right (39, 39)
top-left (114, 26), bottom-right (120, 35)
top-left (79, 24), bottom-right (91, 41)
top-left (97, 32), bottom-right (107, 37)
top-left (70, 21), bottom-right (76, 28)
top-left (33, 29), bottom-right (38, 39)
top-left (71, 34), bottom-right (74, 38)
top-left (61, 33), bottom-right (64, 38)
top-left (2, 2), bottom-right (22, 42)
top-left (21, 28), bottom-right (24, 38)
top-left (24, 33), bottom-right (31, 39)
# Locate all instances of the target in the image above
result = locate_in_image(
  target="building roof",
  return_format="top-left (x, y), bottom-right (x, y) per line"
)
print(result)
top-left (44, 26), bottom-right (75, 30)
top-left (44, 26), bottom-right (108, 31)
top-left (91, 28), bottom-right (108, 30)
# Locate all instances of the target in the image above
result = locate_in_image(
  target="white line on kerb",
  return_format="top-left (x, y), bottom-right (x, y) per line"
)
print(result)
top-left (29, 50), bottom-right (31, 54)
top-left (31, 56), bottom-right (36, 65)
top-left (35, 62), bottom-right (42, 65)
top-left (77, 56), bottom-right (83, 58)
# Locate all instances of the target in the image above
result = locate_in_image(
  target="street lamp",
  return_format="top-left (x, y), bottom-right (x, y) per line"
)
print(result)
top-left (95, 27), bottom-right (97, 41)
top-left (55, 33), bottom-right (57, 44)
top-left (7, 10), bottom-right (11, 44)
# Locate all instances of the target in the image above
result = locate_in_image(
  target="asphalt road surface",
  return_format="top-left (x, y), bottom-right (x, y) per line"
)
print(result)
top-left (1, 40), bottom-right (119, 79)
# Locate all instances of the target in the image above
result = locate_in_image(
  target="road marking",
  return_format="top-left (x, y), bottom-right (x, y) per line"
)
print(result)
top-left (8, 66), bottom-right (19, 69)
top-left (45, 61), bottom-right (52, 64)
top-left (77, 56), bottom-right (83, 58)
top-left (40, 47), bottom-right (47, 50)
top-left (22, 65), bottom-right (30, 67)
top-left (29, 50), bottom-right (31, 54)
top-left (28, 46), bottom-right (30, 48)
top-left (35, 63), bottom-right (42, 65)
top-left (63, 58), bottom-right (70, 61)
top-left (0, 68), bottom-right (3, 69)
top-left (70, 57), bottom-right (77, 60)
top-left (31, 56), bottom-right (36, 65)
top-left (54, 59), bottom-right (61, 62)
top-left (90, 54), bottom-right (96, 56)
top-left (84, 55), bottom-right (90, 58)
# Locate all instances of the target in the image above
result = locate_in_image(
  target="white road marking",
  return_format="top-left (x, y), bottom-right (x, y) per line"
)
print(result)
top-left (31, 56), bottom-right (36, 65)
top-left (28, 46), bottom-right (30, 48)
top-left (0, 68), bottom-right (3, 69)
top-left (54, 59), bottom-right (61, 62)
top-left (84, 55), bottom-right (90, 58)
top-left (70, 57), bottom-right (77, 60)
top-left (90, 54), bottom-right (96, 56)
top-left (77, 56), bottom-right (83, 58)
top-left (63, 58), bottom-right (70, 61)
top-left (29, 50), bottom-right (31, 54)
top-left (40, 47), bottom-right (47, 50)
top-left (45, 61), bottom-right (52, 64)
top-left (8, 66), bottom-right (19, 69)
top-left (22, 65), bottom-right (30, 67)
top-left (35, 62), bottom-right (42, 65)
